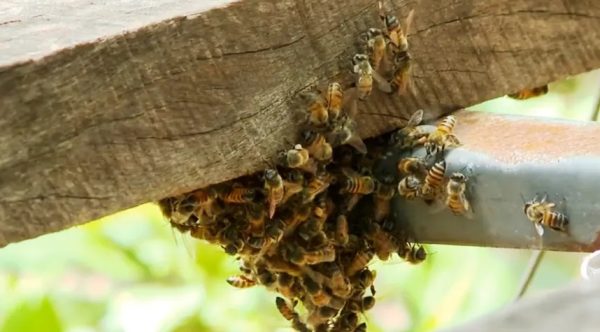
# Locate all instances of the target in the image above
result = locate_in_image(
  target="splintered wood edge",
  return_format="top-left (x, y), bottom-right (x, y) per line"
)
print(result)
top-left (0, 0), bottom-right (599, 247)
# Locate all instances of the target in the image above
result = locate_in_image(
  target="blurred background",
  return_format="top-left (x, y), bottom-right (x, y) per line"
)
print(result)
top-left (0, 69), bottom-right (599, 332)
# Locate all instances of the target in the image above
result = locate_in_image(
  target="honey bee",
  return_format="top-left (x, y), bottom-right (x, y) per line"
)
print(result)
top-left (334, 215), bottom-right (350, 247)
top-left (334, 312), bottom-right (359, 331)
top-left (190, 187), bottom-right (218, 218)
top-left (339, 168), bottom-right (376, 195)
top-left (425, 115), bottom-right (461, 156)
top-left (264, 168), bottom-right (284, 219)
top-left (374, 181), bottom-right (396, 222)
top-left (355, 323), bottom-right (367, 332)
top-left (397, 156), bottom-right (427, 176)
top-left (219, 185), bottom-right (258, 204)
top-left (397, 175), bottom-right (422, 199)
top-left (398, 242), bottom-right (427, 264)
top-left (367, 223), bottom-right (399, 261)
top-left (353, 268), bottom-right (377, 295)
top-left (346, 248), bottom-right (375, 277)
top-left (366, 28), bottom-right (388, 72)
top-left (326, 82), bottom-right (344, 121)
top-left (302, 246), bottom-right (337, 265)
top-left (508, 85), bottom-right (549, 100)
top-left (446, 172), bottom-right (473, 218)
top-left (421, 160), bottom-right (446, 204)
top-left (305, 92), bottom-right (329, 128)
top-left (302, 129), bottom-right (333, 162)
top-left (328, 113), bottom-right (368, 155)
top-left (352, 54), bottom-right (374, 100)
top-left (302, 173), bottom-right (333, 203)
top-left (303, 277), bottom-right (331, 306)
top-left (226, 274), bottom-right (257, 288)
top-left (159, 194), bottom-right (198, 226)
top-left (389, 51), bottom-right (413, 95)
top-left (523, 193), bottom-right (569, 236)
top-left (276, 296), bottom-right (299, 321)
top-left (390, 109), bottom-right (429, 149)
top-left (282, 170), bottom-right (305, 204)
top-left (379, 1), bottom-right (415, 52)
top-left (279, 144), bottom-right (312, 170)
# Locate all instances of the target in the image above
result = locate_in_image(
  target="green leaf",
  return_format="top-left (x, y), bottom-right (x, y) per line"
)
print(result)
top-left (1, 297), bottom-right (62, 332)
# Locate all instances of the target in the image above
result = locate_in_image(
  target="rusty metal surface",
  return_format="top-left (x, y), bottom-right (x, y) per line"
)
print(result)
top-left (381, 110), bottom-right (600, 252)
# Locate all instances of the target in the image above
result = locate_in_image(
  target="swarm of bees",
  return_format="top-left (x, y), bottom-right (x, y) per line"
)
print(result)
top-left (156, 1), bottom-right (568, 331)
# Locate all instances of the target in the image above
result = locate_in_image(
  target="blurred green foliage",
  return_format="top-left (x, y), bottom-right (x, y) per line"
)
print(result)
top-left (0, 69), bottom-right (598, 332)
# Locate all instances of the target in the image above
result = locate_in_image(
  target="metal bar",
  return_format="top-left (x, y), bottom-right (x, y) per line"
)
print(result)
top-left (383, 110), bottom-right (600, 252)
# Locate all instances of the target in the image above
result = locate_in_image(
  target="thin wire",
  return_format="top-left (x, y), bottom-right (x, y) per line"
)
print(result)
top-left (515, 250), bottom-right (545, 300)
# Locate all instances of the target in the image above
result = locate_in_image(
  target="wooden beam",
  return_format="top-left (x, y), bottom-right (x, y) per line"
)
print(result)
top-left (1, 0), bottom-right (600, 247)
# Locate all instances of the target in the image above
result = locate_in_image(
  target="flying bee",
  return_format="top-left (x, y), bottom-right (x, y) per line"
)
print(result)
top-left (304, 92), bottom-right (329, 128)
top-left (327, 113), bottom-right (368, 154)
top-left (523, 193), bottom-right (569, 236)
top-left (226, 274), bottom-right (257, 289)
top-left (326, 82), bottom-right (344, 122)
top-left (397, 156), bottom-right (427, 177)
top-left (397, 175), bottom-right (422, 200)
top-left (339, 168), bottom-right (376, 195)
top-left (446, 172), bottom-right (473, 218)
top-left (399, 242), bottom-right (427, 264)
top-left (508, 85), bottom-right (549, 100)
top-left (346, 248), bottom-right (375, 277)
top-left (219, 185), bottom-right (258, 204)
top-left (421, 160), bottom-right (446, 204)
top-left (302, 129), bottom-right (333, 162)
top-left (378, 1), bottom-right (415, 53)
top-left (264, 168), bottom-right (284, 219)
top-left (425, 115), bottom-right (461, 156)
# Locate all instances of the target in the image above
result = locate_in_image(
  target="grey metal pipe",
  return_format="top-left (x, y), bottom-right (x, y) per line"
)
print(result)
top-left (381, 111), bottom-right (600, 252)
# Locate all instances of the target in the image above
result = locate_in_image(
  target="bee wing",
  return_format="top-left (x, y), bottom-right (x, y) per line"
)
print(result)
top-left (346, 134), bottom-right (368, 154)
top-left (372, 70), bottom-right (393, 93)
top-left (407, 109), bottom-right (424, 127)
top-left (446, 134), bottom-right (462, 147)
top-left (403, 9), bottom-right (415, 36)
top-left (534, 222), bottom-right (545, 237)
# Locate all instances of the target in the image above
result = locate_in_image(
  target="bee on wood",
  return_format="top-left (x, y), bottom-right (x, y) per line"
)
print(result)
top-left (328, 113), bottom-right (368, 155)
top-left (508, 85), bottom-right (548, 100)
top-left (523, 193), bottom-right (569, 236)
top-left (326, 82), bottom-right (344, 122)
top-left (421, 160), bottom-right (446, 204)
top-left (352, 54), bottom-right (374, 100)
top-left (264, 168), bottom-right (284, 219)
top-left (365, 28), bottom-right (388, 72)
top-left (378, 1), bottom-right (415, 53)
top-left (425, 115), bottom-right (461, 156)
top-left (226, 275), bottom-right (257, 289)
top-left (301, 129), bottom-right (333, 162)
top-left (304, 92), bottom-right (329, 128)
top-left (397, 175), bottom-right (422, 200)
top-left (389, 51), bottom-right (413, 95)
top-left (445, 172), bottom-right (473, 218)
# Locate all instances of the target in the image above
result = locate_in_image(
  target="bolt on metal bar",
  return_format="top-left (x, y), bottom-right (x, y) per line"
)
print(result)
top-left (380, 110), bottom-right (600, 252)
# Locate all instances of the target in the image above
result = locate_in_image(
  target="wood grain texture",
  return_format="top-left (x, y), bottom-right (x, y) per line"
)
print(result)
top-left (1, 0), bottom-right (599, 247)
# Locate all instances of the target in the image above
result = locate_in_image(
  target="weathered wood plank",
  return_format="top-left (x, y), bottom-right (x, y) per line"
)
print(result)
top-left (1, 0), bottom-right (599, 246)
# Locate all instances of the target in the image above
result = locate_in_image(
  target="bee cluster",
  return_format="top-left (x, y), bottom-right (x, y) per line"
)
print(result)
top-left (157, 2), bottom-right (477, 331)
